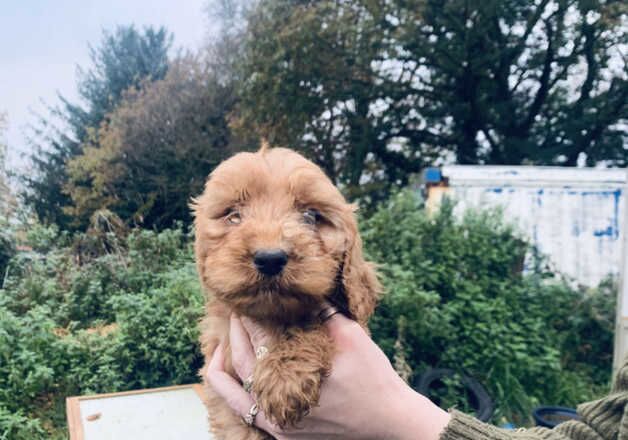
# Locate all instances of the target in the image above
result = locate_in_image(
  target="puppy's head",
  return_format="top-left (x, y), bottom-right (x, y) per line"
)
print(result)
top-left (192, 147), bottom-right (380, 325)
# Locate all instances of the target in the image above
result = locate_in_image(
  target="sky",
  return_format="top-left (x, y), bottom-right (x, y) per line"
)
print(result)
top-left (0, 0), bottom-right (209, 169)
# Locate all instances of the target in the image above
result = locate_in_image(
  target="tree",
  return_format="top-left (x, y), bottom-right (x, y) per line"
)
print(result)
top-left (239, 0), bottom-right (627, 201)
top-left (0, 113), bottom-right (11, 217)
top-left (410, 0), bottom-right (627, 166)
top-left (65, 56), bottom-right (255, 229)
top-left (0, 112), bottom-right (15, 278)
top-left (23, 25), bottom-right (172, 230)
top-left (239, 0), bottom-right (431, 201)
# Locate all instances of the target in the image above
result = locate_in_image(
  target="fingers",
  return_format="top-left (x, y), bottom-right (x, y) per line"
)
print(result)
top-left (240, 315), bottom-right (271, 352)
top-left (207, 343), bottom-right (251, 414)
top-left (206, 344), bottom-right (276, 433)
top-left (229, 314), bottom-right (256, 380)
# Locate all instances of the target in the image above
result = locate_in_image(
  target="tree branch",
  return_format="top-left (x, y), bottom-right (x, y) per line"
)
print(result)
top-left (518, 19), bottom-right (555, 134)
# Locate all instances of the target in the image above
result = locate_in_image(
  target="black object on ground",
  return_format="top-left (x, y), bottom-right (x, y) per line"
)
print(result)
top-left (414, 368), bottom-right (494, 422)
top-left (533, 406), bottom-right (580, 428)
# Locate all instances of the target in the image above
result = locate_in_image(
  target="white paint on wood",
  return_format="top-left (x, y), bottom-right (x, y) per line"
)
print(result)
top-left (78, 387), bottom-right (212, 440)
top-left (438, 166), bottom-right (625, 291)
top-left (441, 165), bottom-right (626, 186)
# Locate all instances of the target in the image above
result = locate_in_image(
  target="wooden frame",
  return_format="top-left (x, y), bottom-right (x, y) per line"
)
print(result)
top-left (615, 172), bottom-right (628, 373)
top-left (66, 384), bottom-right (205, 440)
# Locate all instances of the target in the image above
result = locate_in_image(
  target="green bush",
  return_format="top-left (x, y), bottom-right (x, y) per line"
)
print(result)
top-left (365, 191), bottom-right (614, 424)
top-left (0, 226), bottom-right (203, 438)
top-left (0, 405), bottom-right (47, 440)
top-left (0, 193), bottom-right (615, 435)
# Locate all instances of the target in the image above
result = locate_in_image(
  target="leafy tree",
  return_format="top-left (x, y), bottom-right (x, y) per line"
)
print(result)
top-left (239, 0), bottom-right (627, 201)
top-left (23, 26), bottom-right (172, 230)
top-left (65, 56), bottom-right (254, 229)
top-left (0, 112), bottom-right (13, 218)
top-left (205, 0), bottom-right (253, 81)
top-left (0, 114), bottom-right (14, 280)
top-left (409, 0), bottom-right (627, 166)
top-left (240, 0), bottom-right (429, 201)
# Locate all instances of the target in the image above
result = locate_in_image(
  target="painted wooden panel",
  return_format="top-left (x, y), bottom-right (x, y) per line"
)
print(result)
top-left (67, 385), bottom-right (212, 440)
top-left (434, 166), bottom-right (626, 290)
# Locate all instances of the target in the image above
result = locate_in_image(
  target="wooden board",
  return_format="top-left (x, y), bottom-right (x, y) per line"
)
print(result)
top-left (66, 384), bottom-right (212, 440)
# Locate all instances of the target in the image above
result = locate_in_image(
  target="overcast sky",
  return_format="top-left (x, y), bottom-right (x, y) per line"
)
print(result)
top-left (1, 0), bottom-right (209, 169)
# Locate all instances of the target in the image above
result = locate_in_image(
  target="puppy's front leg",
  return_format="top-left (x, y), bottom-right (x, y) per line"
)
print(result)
top-left (253, 325), bottom-right (332, 429)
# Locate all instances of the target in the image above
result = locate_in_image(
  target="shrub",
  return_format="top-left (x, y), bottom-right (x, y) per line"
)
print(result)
top-left (0, 193), bottom-right (615, 434)
top-left (0, 225), bottom-right (203, 438)
top-left (0, 406), bottom-right (47, 440)
top-left (365, 190), bottom-right (614, 424)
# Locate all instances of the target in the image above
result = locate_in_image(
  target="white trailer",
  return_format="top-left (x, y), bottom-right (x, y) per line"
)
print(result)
top-left (424, 165), bottom-right (628, 372)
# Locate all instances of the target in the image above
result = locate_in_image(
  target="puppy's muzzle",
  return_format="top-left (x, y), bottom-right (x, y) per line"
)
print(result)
top-left (254, 249), bottom-right (288, 276)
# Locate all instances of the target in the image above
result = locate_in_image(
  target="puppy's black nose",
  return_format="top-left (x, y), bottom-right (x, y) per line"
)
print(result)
top-left (254, 249), bottom-right (288, 276)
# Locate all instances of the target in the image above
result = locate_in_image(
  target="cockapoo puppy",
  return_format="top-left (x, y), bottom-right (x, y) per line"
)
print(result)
top-left (192, 145), bottom-right (381, 439)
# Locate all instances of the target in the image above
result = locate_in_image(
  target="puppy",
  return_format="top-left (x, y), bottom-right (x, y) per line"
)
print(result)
top-left (192, 146), bottom-right (381, 439)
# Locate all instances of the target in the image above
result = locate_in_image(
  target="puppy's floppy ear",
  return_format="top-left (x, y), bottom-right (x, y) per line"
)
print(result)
top-left (334, 204), bottom-right (381, 325)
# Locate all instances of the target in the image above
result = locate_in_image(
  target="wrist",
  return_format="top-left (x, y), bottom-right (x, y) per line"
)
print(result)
top-left (386, 386), bottom-right (451, 440)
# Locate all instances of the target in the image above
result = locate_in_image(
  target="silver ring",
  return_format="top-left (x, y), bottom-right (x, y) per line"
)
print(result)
top-left (243, 403), bottom-right (259, 426)
top-left (317, 306), bottom-right (340, 323)
top-left (255, 345), bottom-right (269, 360)
top-left (243, 375), bottom-right (254, 393)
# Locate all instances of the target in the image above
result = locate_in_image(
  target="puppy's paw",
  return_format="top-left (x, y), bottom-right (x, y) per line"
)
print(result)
top-left (251, 327), bottom-right (333, 428)
top-left (253, 355), bottom-right (325, 429)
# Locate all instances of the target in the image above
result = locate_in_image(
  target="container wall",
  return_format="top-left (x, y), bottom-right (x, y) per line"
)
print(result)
top-left (434, 166), bottom-right (626, 288)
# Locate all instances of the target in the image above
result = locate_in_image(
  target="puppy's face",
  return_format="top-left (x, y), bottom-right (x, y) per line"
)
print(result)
top-left (193, 148), bottom-right (368, 324)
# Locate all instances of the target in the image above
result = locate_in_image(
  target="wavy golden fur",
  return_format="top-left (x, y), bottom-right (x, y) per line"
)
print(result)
top-left (192, 146), bottom-right (381, 439)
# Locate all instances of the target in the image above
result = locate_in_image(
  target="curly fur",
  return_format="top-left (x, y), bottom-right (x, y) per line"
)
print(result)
top-left (192, 147), bottom-right (381, 439)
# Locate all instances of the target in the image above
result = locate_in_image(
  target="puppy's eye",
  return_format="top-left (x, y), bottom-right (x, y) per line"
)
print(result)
top-left (224, 209), bottom-right (242, 225)
top-left (302, 208), bottom-right (322, 226)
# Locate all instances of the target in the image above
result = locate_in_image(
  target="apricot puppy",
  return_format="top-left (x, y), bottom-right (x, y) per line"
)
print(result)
top-left (192, 146), bottom-right (380, 439)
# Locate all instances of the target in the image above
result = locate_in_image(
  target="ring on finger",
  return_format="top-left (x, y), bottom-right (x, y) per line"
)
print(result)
top-left (243, 403), bottom-right (259, 426)
top-left (243, 375), bottom-right (254, 393)
top-left (317, 305), bottom-right (341, 323)
top-left (255, 345), bottom-right (269, 360)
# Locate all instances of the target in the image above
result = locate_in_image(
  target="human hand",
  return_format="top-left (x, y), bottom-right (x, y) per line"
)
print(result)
top-left (206, 313), bottom-right (450, 440)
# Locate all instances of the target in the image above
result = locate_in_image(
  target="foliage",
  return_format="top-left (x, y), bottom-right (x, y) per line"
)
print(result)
top-left (0, 226), bottom-right (203, 438)
top-left (239, 0), bottom-right (627, 202)
top-left (0, 192), bottom-right (616, 434)
top-left (0, 112), bottom-right (14, 219)
top-left (0, 115), bottom-right (14, 279)
top-left (22, 25), bottom-right (172, 230)
top-left (0, 224), bottom-right (12, 283)
top-left (0, 406), bottom-right (47, 440)
top-left (240, 0), bottom-right (425, 202)
top-left (365, 191), bottom-right (614, 423)
top-left (64, 56), bottom-right (255, 229)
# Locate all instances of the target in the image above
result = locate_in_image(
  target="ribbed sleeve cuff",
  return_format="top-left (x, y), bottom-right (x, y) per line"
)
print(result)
top-left (439, 410), bottom-right (516, 440)
top-left (439, 410), bottom-right (598, 440)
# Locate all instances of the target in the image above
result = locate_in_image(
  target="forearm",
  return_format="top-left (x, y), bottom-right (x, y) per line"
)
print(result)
top-left (391, 390), bottom-right (563, 440)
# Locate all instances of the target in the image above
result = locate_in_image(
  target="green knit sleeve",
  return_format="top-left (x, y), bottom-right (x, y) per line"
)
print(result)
top-left (439, 359), bottom-right (628, 440)
top-left (440, 362), bottom-right (628, 440)
top-left (439, 410), bottom-right (583, 440)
